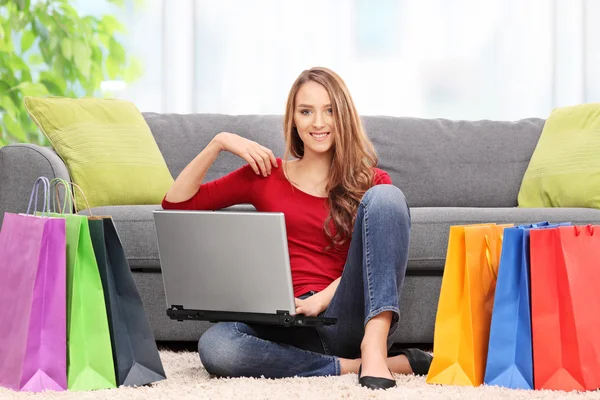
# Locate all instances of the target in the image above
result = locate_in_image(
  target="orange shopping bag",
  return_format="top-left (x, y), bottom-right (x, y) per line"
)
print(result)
top-left (530, 225), bottom-right (600, 391)
top-left (426, 223), bottom-right (510, 386)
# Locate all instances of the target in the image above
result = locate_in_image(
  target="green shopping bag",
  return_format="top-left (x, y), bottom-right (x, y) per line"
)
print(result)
top-left (46, 179), bottom-right (116, 391)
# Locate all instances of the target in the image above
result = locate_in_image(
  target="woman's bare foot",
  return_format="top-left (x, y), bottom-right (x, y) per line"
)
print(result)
top-left (339, 358), bottom-right (361, 374)
top-left (359, 312), bottom-right (393, 380)
top-left (338, 354), bottom-right (413, 375)
top-left (360, 343), bottom-right (393, 379)
top-left (387, 354), bottom-right (413, 374)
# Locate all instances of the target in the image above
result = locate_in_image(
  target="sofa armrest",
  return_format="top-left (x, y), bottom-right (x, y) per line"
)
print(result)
top-left (0, 144), bottom-right (71, 225)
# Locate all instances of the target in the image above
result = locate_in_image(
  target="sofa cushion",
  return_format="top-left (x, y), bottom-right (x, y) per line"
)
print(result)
top-left (364, 117), bottom-right (547, 208)
top-left (409, 207), bottom-right (600, 273)
top-left (518, 103), bottom-right (600, 208)
top-left (25, 97), bottom-right (174, 211)
top-left (143, 113), bottom-right (286, 186)
top-left (143, 112), bottom-right (546, 208)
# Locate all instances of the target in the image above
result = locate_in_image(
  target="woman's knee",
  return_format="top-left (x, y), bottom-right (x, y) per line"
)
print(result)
top-left (362, 184), bottom-right (410, 223)
top-left (198, 322), bottom-right (247, 377)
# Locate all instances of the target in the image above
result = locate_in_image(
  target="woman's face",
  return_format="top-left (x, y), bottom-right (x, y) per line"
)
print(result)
top-left (293, 81), bottom-right (335, 156)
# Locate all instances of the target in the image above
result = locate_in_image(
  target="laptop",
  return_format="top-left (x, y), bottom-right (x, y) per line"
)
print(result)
top-left (153, 210), bottom-right (337, 327)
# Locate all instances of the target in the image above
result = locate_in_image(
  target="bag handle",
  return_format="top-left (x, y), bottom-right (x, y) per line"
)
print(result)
top-left (70, 182), bottom-right (93, 217)
top-left (50, 178), bottom-right (73, 214)
top-left (48, 179), bottom-right (94, 217)
top-left (574, 225), bottom-right (595, 236)
top-left (26, 177), bottom-right (50, 217)
top-left (484, 232), bottom-right (503, 280)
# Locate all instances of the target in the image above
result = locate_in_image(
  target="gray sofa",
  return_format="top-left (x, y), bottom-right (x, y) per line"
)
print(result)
top-left (2, 113), bottom-right (600, 345)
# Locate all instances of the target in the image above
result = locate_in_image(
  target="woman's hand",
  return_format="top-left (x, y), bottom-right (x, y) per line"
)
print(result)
top-left (215, 132), bottom-right (278, 177)
top-left (295, 293), bottom-right (328, 317)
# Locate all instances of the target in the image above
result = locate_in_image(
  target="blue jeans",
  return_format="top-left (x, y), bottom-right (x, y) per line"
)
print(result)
top-left (198, 185), bottom-right (411, 378)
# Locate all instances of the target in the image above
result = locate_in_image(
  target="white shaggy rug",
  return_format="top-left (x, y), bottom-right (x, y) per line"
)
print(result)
top-left (1, 351), bottom-right (599, 399)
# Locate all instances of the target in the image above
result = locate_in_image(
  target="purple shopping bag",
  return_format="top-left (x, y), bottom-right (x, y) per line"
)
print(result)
top-left (0, 177), bottom-right (67, 392)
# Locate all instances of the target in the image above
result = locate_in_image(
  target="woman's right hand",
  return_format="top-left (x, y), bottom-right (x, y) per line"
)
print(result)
top-left (215, 132), bottom-right (278, 177)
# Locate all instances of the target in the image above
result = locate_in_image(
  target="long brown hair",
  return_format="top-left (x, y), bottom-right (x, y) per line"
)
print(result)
top-left (283, 67), bottom-right (378, 247)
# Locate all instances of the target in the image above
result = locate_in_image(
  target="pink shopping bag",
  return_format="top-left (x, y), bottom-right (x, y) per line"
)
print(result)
top-left (0, 177), bottom-right (67, 392)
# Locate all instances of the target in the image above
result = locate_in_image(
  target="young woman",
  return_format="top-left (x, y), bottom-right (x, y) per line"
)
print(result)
top-left (162, 67), bottom-right (432, 390)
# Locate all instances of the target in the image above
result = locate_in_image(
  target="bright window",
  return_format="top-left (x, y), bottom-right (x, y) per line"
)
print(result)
top-left (75, 0), bottom-right (598, 120)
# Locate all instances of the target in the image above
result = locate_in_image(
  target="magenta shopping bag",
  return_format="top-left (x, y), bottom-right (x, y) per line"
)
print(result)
top-left (0, 177), bottom-right (67, 392)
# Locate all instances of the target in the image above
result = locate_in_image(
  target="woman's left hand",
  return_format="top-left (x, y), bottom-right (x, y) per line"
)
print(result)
top-left (295, 294), bottom-right (328, 317)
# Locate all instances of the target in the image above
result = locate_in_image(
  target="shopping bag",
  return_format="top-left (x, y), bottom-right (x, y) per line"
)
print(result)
top-left (530, 225), bottom-right (600, 391)
top-left (89, 216), bottom-right (166, 386)
top-left (426, 223), bottom-right (510, 386)
top-left (0, 177), bottom-right (67, 392)
top-left (484, 222), bottom-right (569, 390)
top-left (45, 179), bottom-right (116, 391)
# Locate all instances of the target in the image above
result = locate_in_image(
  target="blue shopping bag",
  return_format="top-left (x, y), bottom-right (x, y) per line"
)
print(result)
top-left (484, 221), bottom-right (570, 389)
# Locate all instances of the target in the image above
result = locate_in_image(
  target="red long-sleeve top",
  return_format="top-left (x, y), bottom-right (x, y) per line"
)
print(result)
top-left (161, 158), bottom-right (392, 297)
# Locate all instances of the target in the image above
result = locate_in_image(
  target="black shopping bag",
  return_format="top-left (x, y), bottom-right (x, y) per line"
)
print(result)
top-left (88, 216), bottom-right (166, 387)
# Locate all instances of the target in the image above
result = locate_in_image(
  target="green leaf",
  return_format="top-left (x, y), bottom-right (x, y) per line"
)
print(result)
top-left (60, 38), bottom-right (72, 60)
top-left (28, 53), bottom-right (44, 65)
top-left (91, 45), bottom-right (102, 64)
top-left (73, 41), bottom-right (91, 77)
top-left (40, 79), bottom-right (60, 94)
top-left (40, 71), bottom-right (66, 93)
top-left (20, 68), bottom-right (32, 83)
top-left (0, 91), bottom-right (19, 120)
top-left (57, 3), bottom-right (79, 19)
top-left (3, 113), bottom-right (26, 142)
top-left (0, 80), bottom-right (10, 93)
top-left (109, 38), bottom-right (125, 64)
top-left (90, 63), bottom-right (104, 91)
top-left (20, 112), bottom-right (37, 139)
top-left (82, 15), bottom-right (101, 27)
top-left (10, 54), bottom-right (28, 71)
top-left (16, 82), bottom-right (49, 97)
top-left (78, 58), bottom-right (92, 78)
top-left (40, 45), bottom-right (52, 64)
top-left (0, 32), bottom-right (13, 53)
top-left (106, 56), bottom-right (119, 79)
top-left (7, 88), bottom-right (19, 108)
top-left (49, 35), bottom-right (59, 53)
top-left (20, 30), bottom-right (35, 53)
top-left (101, 15), bottom-right (125, 34)
top-left (32, 19), bottom-right (49, 41)
top-left (15, 0), bottom-right (30, 11)
top-left (6, 55), bottom-right (31, 83)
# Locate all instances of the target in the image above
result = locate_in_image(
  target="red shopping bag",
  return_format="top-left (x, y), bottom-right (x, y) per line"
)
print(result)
top-left (529, 225), bottom-right (600, 391)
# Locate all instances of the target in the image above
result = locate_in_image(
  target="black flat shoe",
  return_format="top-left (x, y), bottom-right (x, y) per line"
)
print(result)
top-left (358, 364), bottom-right (397, 390)
top-left (397, 348), bottom-right (433, 376)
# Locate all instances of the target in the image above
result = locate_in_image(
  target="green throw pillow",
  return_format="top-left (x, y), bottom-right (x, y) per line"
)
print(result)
top-left (518, 103), bottom-right (600, 208)
top-left (25, 96), bottom-right (174, 210)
